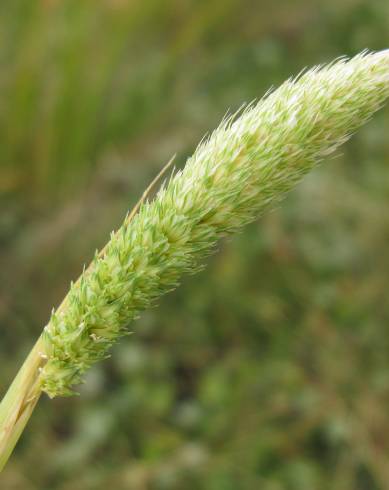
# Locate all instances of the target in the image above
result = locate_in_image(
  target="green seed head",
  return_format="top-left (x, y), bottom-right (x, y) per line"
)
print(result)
top-left (40, 50), bottom-right (389, 397)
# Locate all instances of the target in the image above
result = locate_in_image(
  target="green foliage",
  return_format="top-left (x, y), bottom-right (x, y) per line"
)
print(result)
top-left (1, 1), bottom-right (389, 489)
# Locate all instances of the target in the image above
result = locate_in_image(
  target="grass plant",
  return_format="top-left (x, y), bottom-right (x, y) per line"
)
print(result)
top-left (1, 50), bottom-right (388, 472)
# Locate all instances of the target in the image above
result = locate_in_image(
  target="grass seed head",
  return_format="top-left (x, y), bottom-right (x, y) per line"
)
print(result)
top-left (40, 50), bottom-right (389, 397)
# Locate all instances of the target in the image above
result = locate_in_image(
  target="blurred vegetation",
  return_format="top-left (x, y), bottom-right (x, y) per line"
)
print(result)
top-left (1, 0), bottom-right (389, 489)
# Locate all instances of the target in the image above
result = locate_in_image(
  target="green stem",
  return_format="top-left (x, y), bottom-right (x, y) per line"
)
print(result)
top-left (0, 337), bottom-right (45, 472)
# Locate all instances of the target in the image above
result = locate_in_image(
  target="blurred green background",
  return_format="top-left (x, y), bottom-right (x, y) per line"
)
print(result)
top-left (1, 1), bottom-right (389, 489)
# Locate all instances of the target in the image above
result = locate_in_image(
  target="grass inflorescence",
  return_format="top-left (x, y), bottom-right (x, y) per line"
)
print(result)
top-left (39, 50), bottom-right (389, 398)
